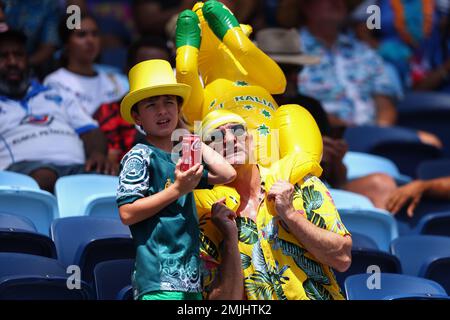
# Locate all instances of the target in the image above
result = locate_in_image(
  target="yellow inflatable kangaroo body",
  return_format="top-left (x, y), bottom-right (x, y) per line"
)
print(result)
top-left (176, 0), bottom-right (323, 168)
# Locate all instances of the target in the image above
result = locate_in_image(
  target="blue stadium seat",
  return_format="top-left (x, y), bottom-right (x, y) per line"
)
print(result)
top-left (371, 142), bottom-right (442, 178)
top-left (339, 209), bottom-right (398, 252)
top-left (397, 91), bottom-right (450, 157)
top-left (416, 159), bottom-right (450, 180)
top-left (335, 249), bottom-right (401, 290)
top-left (84, 194), bottom-right (120, 220)
top-left (51, 217), bottom-right (134, 284)
top-left (344, 125), bottom-right (443, 177)
top-left (328, 189), bottom-right (375, 210)
top-left (398, 91), bottom-right (450, 113)
top-left (415, 211), bottom-right (450, 237)
top-left (0, 229), bottom-right (56, 258)
top-left (344, 125), bottom-right (421, 153)
top-left (55, 174), bottom-right (118, 218)
top-left (0, 252), bottom-right (93, 300)
top-left (94, 259), bottom-right (134, 300)
top-left (0, 212), bottom-right (37, 231)
top-left (344, 273), bottom-right (447, 300)
top-left (383, 293), bottom-right (450, 300)
top-left (420, 257), bottom-right (450, 295)
top-left (117, 285), bottom-right (133, 300)
top-left (0, 171), bottom-right (40, 189)
top-left (0, 276), bottom-right (92, 300)
top-left (390, 235), bottom-right (450, 276)
top-left (0, 186), bottom-right (58, 235)
top-left (343, 151), bottom-right (412, 184)
top-left (351, 232), bottom-right (379, 250)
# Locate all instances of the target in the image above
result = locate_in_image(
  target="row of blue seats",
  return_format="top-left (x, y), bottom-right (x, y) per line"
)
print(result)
top-left (1, 225), bottom-right (450, 300)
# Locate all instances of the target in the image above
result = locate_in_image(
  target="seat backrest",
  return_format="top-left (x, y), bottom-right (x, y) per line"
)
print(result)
top-left (421, 257), bottom-right (450, 295)
top-left (415, 211), bottom-right (450, 237)
top-left (84, 194), bottom-right (120, 220)
top-left (372, 142), bottom-right (442, 178)
top-left (0, 229), bottom-right (56, 258)
top-left (0, 187), bottom-right (58, 235)
top-left (55, 174), bottom-right (118, 218)
top-left (344, 151), bottom-right (399, 179)
top-left (345, 125), bottom-right (421, 153)
top-left (351, 232), bottom-right (379, 250)
top-left (77, 237), bottom-right (135, 284)
top-left (390, 235), bottom-right (450, 276)
top-left (0, 212), bottom-right (37, 232)
top-left (51, 216), bottom-right (131, 267)
top-left (0, 171), bottom-right (40, 190)
top-left (398, 92), bottom-right (450, 113)
top-left (329, 189), bottom-right (375, 210)
top-left (335, 249), bottom-right (401, 290)
top-left (0, 252), bottom-right (66, 278)
top-left (345, 273), bottom-right (447, 300)
top-left (339, 209), bottom-right (398, 252)
top-left (417, 159), bottom-right (450, 180)
top-left (0, 276), bottom-right (93, 300)
top-left (94, 259), bottom-right (134, 300)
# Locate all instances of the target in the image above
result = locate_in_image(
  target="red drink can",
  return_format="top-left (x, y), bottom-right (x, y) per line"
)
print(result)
top-left (181, 134), bottom-right (202, 171)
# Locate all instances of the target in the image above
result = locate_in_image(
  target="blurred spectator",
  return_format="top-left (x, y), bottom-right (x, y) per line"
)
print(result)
top-left (0, 1), bottom-right (7, 33)
top-left (0, 30), bottom-right (115, 192)
top-left (297, 0), bottom-right (400, 128)
top-left (258, 27), bottom-right (397, 209)
top-left (3, 0), bottom-right (59, 77)
top-left (133, 0), bottom-right (196, 37)
top-left (352, 0), bottom-right (450, 92)
top-left (44, 14), bottom-right (128, 116)
top-left (94, 36), bottom-right (172, 164)
top-left (387, 176), bottom-right (450, 217)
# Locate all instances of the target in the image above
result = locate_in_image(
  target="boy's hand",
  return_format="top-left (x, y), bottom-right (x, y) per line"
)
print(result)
top-left (173, 159), bottom-right (204, 195)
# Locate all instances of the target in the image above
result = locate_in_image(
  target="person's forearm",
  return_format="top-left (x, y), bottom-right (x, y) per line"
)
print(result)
top-left (207, 238), bottom-right (244, 300)
top-left (80, 129), bottom-right (107, 157)
top-left (282, 211), bottom-right (352, 272)
top-left (202, 143), bottom-right (236, 185)
top-left (322, 161), bottom-right (347, 188)
top-left (423, 177), bottom-right (450, 200)
top-left (375, 95), bottom-right (397, 126)
top-left (119, 184), bottom-right (183, 225)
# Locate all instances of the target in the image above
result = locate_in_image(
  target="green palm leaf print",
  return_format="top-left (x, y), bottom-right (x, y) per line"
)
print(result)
top-left (303, 279), bottom-right (334, 300)
top-left (292, 255), bottom-right (330, 285)
top-left (245, 271), bottom-right (275, 300)
top-left (236, 217), bottom-right (258, 245)
top-left (302, 185), bottom-right (324, 212)
top-left (293, 184), bottom-right (302, 200)
top-left (307, 211), bottom-right (327, 229)
top-left (278, 238), bottom-right (306, 257)
top-left (241, 252), bottom-right (252, 270)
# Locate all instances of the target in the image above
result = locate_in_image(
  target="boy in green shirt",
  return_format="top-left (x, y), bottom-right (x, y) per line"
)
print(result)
top-left (117, 59), bottom-right (236, 300)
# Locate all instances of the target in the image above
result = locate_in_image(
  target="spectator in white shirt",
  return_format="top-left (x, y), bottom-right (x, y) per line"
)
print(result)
top-left (0, 29), bottom-right (116, 192)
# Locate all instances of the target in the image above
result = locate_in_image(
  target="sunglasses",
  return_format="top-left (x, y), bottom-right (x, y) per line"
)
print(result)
top-left (208, 124), bottom-right (247, 142)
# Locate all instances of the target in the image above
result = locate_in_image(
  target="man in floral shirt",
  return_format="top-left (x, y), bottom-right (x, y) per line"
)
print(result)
top-left (196, 110), bottom-right (352, 300)
top-left (297, 0), bottom-right (400, 127)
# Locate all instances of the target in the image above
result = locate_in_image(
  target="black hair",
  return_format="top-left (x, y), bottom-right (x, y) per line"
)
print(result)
top-left (0, 29), bottom-right (27, 47)
top-left (58, 13), bottom-right (99, 67)
top-left (127, 36), bottom-right (171, 70)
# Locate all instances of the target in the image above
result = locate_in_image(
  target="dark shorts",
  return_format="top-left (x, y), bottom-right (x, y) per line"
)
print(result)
top-left (7, 161), bottom-right (86, 178)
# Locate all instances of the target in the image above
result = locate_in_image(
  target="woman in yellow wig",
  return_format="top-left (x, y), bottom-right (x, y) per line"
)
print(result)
top-left (175, 0), bottom-right (323, 167)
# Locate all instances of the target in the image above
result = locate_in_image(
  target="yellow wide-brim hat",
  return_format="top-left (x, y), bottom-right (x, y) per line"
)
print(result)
top-left (120, 59), bottom-right (191, 124)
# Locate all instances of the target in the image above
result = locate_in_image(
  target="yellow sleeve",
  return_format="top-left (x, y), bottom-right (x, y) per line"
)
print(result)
top-left (292, 175), bottom-right (350, 237)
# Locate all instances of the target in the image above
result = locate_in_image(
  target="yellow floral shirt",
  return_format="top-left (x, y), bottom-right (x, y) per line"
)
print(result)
top-left (195, 153), bottom-right (350, 300)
